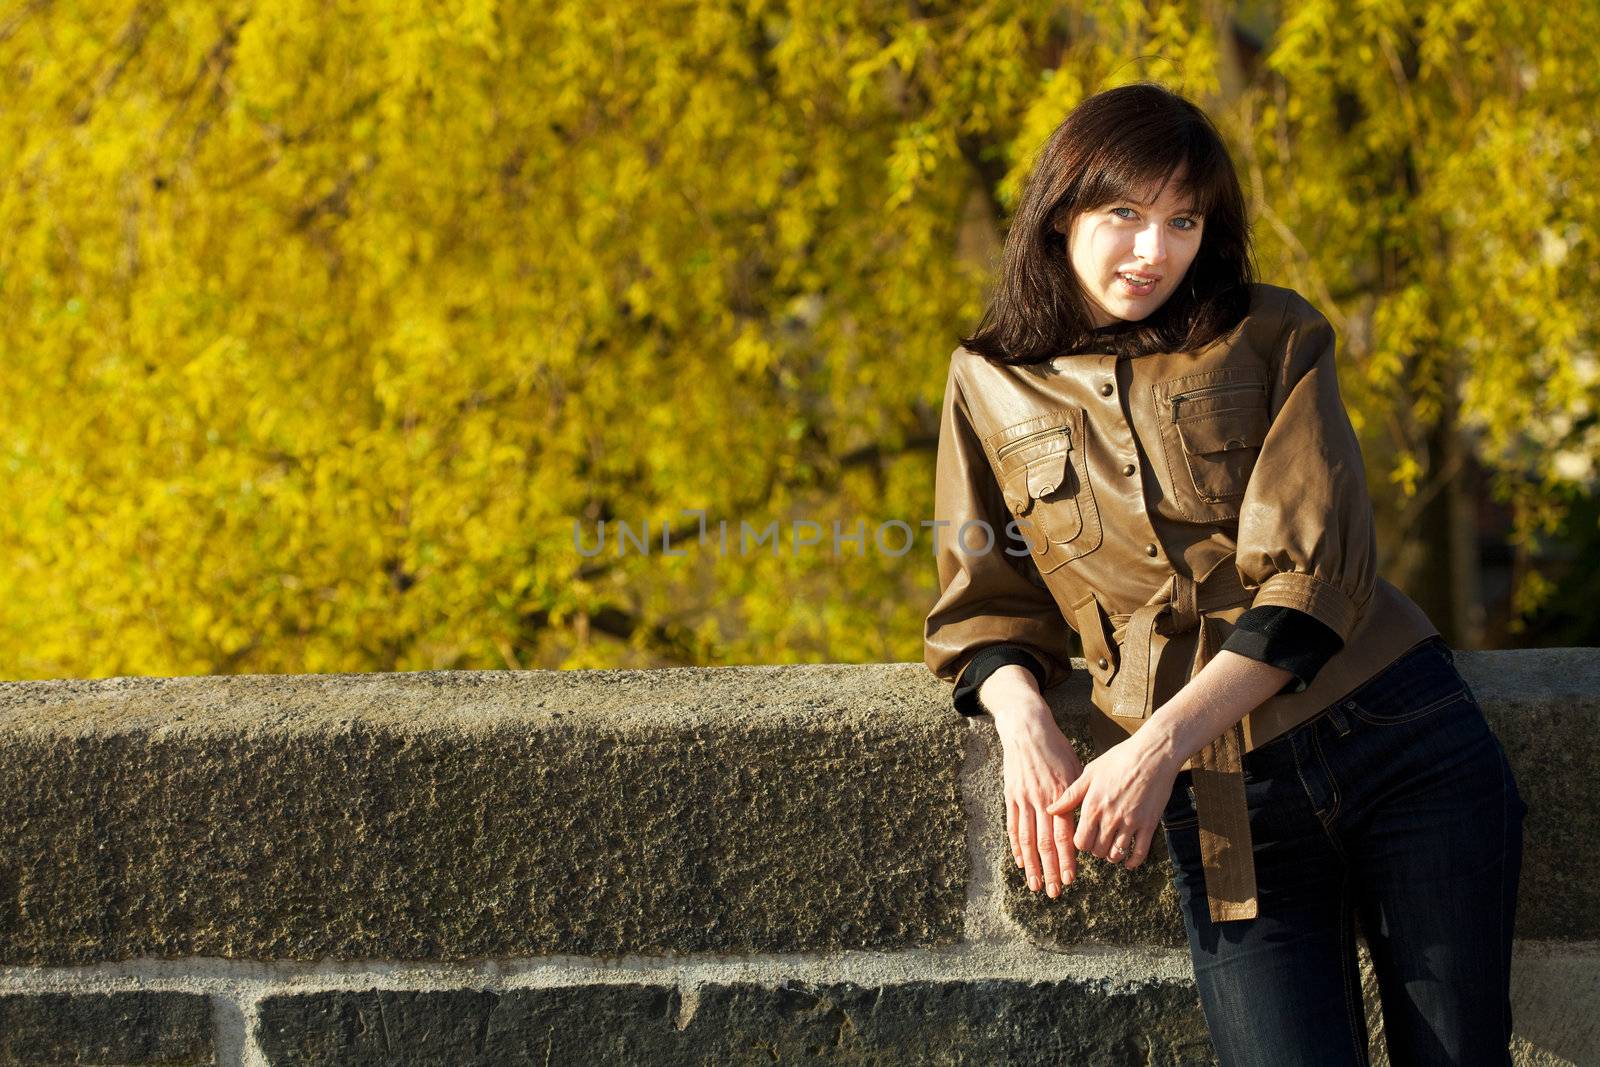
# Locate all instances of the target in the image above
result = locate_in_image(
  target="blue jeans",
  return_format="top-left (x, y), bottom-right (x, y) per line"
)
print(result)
top-left (1161, 636), bottom-right (1528, 1066)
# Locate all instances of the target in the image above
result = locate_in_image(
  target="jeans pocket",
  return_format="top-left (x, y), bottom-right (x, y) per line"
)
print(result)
top-left (1346, 639), bottom-right (1473, 727)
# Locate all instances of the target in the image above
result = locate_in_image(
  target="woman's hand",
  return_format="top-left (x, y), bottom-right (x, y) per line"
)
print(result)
top-left (980, 666), bottom-right (1085, 898)
top-left (1040, 651), bottom-right (1287, 869)
top-left (1044, 731), bottom-right (1180, 871)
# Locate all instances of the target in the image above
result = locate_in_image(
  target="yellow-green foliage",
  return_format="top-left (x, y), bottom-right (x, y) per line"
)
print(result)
top-left (2, 1), bottom-right (1595, 679)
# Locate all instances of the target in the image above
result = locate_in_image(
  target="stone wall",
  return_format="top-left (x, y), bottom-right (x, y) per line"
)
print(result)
top-left (0, 652), bottom-right (1594, 1064)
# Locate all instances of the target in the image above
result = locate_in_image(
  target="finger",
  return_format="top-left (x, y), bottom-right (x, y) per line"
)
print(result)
top-left (1034, 804), bottom-right (1059, 896)
top-left (1006, 795), bottom-right (1021, 868)
top-left (1075, 793), bottom-right (1100, 851)
top-left (1123, 825), bottom-right (1152, 870)
top-left (1052, 811), bottom-right (1077, 886)
top-left (1106, 826), bottom-right (1134, 866)
top-left (1073, 800), bottom-right (1104, 859)
top-left (1016, 801), bottom-right (1043, 893)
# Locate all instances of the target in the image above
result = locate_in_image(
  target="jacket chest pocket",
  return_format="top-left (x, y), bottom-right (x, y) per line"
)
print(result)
top-left (1155, 373), bottom-right (1270, 519)
top-left (984, 408), bottom-right (1103, 573)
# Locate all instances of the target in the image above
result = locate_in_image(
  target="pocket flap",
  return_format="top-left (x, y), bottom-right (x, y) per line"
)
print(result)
top-left (1175, 405), bottom-right (1269, 456)
top-left (1024, 448), bottom-right (1070, 499)
top-left (1000, 447), bottom-right (1071, 515)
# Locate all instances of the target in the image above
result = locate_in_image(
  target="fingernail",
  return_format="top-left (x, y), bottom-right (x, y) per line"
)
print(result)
top-left (1047, 883), bottom-right (1058, 898)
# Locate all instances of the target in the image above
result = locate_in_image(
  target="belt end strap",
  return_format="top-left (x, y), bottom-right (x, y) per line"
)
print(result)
top-left (1191, 720), bottom-right (1259, 924)
top-left (1111, 601), bottom-right (1161, 720)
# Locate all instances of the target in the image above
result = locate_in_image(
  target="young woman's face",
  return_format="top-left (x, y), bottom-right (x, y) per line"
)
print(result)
top-left (1064, 170), bottom-right (1205, 328)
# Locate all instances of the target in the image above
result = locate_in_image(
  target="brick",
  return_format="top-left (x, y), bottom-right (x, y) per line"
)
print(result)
top-left (0, 992), bottom-right (213, 1065)
top-left (257, 980), bottom-right (1212, 1065)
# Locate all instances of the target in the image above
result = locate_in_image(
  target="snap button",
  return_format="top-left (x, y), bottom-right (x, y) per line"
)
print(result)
top-left (1097, 656), bottom-right (1109, 670)
top-left (1100, 382), bottom-right (1114, 396)
top-left (1122, 462), bottom-right (1136, 476)
top-left (1145, 543), bottom-right (1158, 556)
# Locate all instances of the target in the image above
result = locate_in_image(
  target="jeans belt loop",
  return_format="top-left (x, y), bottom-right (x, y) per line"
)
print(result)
top-left (1326, 701), bottom-right (1354, 738)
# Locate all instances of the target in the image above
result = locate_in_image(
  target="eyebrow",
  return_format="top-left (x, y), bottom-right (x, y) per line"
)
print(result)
top-left (1118, 198), bottom-right (1203, 215)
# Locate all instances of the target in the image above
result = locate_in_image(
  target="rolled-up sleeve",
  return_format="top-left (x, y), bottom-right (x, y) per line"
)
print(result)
top-left (1220, 605), bottom-right (1344, 695)
top-left (1233, 299), bottom-right (1376, 642)
top-left (923, 356), bottom-right (1076, 704)
top-left (951, 644), bottom-right (1047, 717)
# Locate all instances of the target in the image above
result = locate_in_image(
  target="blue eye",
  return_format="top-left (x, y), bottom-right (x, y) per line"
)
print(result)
top-left (1111, 207), bottom-right (1137, 219)
top-left (1172, 217), bottom-right (1199, 231)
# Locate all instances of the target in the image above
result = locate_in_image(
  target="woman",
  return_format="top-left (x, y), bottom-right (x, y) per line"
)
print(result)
top-left (922, 82), bottom-right (1526, 1065)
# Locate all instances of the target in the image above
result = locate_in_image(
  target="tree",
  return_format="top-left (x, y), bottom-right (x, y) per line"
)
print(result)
top-left (2, 1), bottom-right (1594, 681)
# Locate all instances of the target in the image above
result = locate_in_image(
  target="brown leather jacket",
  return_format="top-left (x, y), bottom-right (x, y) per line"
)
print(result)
top-left (923, 282), bottom-right (1438, 922)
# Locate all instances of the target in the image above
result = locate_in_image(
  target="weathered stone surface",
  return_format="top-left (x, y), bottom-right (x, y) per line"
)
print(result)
top-left (0, 649), bottom-right (1582, 968)
top-left (0, 665), bottom-right (967, 963)
top-left (1461, 649), bottom-right (1600, 941)
top-left (1001, 834), bottom-right (1192, 948)
top-left (0, 992), bottom-right (213, 1065)
top-left (256, 980), bottom-right (1214, 1065)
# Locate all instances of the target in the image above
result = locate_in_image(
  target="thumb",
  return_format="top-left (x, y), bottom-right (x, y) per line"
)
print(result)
top-left (1045, 771), bottom-right (1087, 816)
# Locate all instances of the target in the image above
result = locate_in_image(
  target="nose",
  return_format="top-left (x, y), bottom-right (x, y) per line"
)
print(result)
top-left (1134, 223), bottom-right (1167, 265)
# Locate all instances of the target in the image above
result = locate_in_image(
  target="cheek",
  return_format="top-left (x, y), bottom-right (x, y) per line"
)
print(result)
top-left (1176, 232), bottom-right (1204, 270)
top-left (1086, 230), bottom-right (1126, 276)
top-left (1156, 243), bottom-right (1198, 284)
top-left (1069, 235), bottom-right (1107, 283)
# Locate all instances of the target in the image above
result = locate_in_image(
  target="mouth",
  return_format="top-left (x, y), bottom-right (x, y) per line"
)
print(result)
top-left (1117, 271), bottom-right (1160, 294)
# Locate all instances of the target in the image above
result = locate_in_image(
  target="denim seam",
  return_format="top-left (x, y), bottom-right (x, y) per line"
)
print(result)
top-left (1291, 727), bottom-right (1347, 862)
top-left (1312, 726), bottom-right (1343, 824)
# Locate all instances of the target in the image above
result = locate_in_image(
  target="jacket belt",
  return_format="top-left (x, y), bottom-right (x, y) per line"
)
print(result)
top-left (1107, 556), bottom-right (1260, 924)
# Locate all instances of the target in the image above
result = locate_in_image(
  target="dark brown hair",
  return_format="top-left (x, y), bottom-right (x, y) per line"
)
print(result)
top-left (961, 82), bottom-right (1256, 364)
